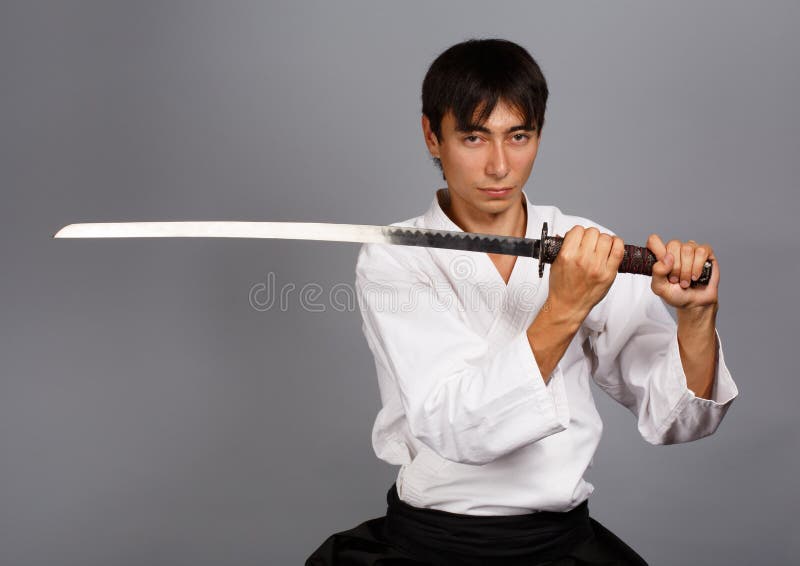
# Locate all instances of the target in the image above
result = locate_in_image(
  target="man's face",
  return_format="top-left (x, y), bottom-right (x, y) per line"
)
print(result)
top-left (422, 99), bottom-right (540, 217)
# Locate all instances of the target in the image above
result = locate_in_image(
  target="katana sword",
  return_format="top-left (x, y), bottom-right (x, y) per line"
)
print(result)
top-left (53, 221), bottom-right (713, 286)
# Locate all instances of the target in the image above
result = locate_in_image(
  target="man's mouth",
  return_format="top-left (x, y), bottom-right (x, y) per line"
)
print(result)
top-left (479, 187), bottom-right (513, 197)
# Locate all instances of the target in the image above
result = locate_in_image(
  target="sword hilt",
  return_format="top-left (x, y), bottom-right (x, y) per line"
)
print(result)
top-left (537, 222), bottom-right (712, 287)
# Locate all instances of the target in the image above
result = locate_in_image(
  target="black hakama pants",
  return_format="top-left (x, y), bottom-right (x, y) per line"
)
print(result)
top-left (306, 484), bottom-right (648, 566)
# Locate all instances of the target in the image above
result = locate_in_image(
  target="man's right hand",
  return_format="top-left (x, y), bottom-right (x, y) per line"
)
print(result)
top-left (546, 225), bottom-right (626, 325)
top-left (527, 225), bottom-right (625, 382)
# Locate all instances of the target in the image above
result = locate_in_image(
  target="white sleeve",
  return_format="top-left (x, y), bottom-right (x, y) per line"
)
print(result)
top-left (355, 243), bottom-right (571, 465)
top-left (588, 274), bottom-right (739, 445)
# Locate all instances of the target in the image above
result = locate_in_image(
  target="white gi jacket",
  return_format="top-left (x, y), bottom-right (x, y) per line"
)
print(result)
top-left (355, 189), bottom-right (738, 516)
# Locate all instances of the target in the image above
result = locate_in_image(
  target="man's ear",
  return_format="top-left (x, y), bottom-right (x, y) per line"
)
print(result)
top-left (421, 114), bottom-right (440, 157)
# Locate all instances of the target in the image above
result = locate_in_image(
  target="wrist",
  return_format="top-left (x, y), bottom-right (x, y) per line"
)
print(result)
top-left (676, 301), bottom-right (718, 327)
top-left (531, 294), bottom-right (586, 334)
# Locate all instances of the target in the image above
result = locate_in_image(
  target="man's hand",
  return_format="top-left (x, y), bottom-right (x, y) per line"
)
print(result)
top-left (528, 225), bottom-right (624, 381)
top-left (647, 234), bottom-right (720, 310)
top-left (547, 226), bottom-right (626, 323)
top-left (648, 234), bottom-right (720, 399)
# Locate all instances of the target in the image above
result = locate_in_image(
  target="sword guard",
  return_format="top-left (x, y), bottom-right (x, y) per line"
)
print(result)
top-left (538, 222), bottom-right (551, 278)
top-left (537, 222), bottom-right (713, 286)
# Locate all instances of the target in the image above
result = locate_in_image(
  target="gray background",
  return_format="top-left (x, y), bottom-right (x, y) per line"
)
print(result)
top-left (2, 1), bottom-right (798, 565)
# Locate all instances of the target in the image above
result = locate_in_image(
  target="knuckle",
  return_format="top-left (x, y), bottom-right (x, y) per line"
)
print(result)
top-left (564, 229), bottom-right (581, 242)
top-left (682, 244), bottom-right (694, 254)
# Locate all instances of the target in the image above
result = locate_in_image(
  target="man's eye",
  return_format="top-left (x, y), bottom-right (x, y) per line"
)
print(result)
top-left (464, 135), bottom-right (481, 143)
top-left (512, 133), bottom-right (530, 142)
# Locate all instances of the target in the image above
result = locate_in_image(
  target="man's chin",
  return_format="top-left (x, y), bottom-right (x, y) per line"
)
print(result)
top-left (473, 198), bottom-right (520, 216)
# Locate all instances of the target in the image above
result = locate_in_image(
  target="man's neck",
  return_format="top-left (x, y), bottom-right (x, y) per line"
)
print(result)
top-left (438, 188), bottom-right (527, 238)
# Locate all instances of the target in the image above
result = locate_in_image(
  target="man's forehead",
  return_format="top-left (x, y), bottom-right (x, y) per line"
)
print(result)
top-left (443, 100), bottom-right (533, 133)
top-left (443, 112), bottom-right (532, 134)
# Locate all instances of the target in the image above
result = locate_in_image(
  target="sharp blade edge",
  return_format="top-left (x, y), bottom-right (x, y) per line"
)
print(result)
top-left (54, 221), bottom-right (539, 258)
top-left (384, 227), bottom-right (537, 258)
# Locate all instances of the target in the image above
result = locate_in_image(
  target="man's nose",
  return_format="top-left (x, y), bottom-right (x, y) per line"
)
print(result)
top-left (485, 143), bottom-right (510, 178)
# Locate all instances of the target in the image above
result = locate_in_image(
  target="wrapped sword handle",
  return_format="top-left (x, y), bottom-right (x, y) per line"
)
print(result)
top-left (536, 222), bottom-right (712, 287)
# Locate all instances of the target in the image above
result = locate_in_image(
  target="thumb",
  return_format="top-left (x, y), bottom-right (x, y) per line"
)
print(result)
top-left (651, 252), bottom-right (674, 293)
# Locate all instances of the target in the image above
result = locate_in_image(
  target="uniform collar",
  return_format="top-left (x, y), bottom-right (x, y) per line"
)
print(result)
top-left (419, 188), bottom-right (546, 338)
top-left (423, 188), bottom-right (540, 238)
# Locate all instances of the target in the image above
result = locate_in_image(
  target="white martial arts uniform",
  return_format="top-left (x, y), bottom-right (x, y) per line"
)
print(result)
top-left (354, 189), bottom-right (738, 516)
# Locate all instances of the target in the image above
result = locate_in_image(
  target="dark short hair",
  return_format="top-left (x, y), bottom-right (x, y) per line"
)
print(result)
top-left (421, 38), bottom-right (549, 172)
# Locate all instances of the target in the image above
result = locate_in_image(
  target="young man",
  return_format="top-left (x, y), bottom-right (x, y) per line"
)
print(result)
top-left (307, 38), bottom-right (738, 566)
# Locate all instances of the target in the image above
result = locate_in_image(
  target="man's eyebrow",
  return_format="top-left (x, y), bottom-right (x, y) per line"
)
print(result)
top-left (456, 123), bottom-right (536, 134)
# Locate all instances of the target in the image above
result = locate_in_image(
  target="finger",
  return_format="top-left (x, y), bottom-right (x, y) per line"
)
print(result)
top-left (606, 236), bottom-right (625, 270)
top-left (691, 244), bottom-right (710, 282)
top-left (680, 242), bottom-right (695, 288)
top-left (595, 233), bottom-right (613, 270)
top-left (708, 250), bottom-right (720, 287)
top-left (651, 250), bottom-right (673, 278)
top-left (666, 240), bottom-right (682, 284)
top-left (560, 225), bottom-right (584, 258)
top-left (647, 234), bottom-right (667, 261)
top-left (651, 251), bottom-right (674, 296)
top-left (580, 227), bottom-right (600, 253)
top-left (648, 234), bottom-right (670, 279)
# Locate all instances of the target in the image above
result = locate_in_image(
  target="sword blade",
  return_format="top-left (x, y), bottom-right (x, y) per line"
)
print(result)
top-left (53, 221), bottom-right (540, 259)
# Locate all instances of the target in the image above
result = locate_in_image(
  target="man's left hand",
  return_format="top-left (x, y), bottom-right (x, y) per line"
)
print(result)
top-left (647, 234), bottom-right (719, 310)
